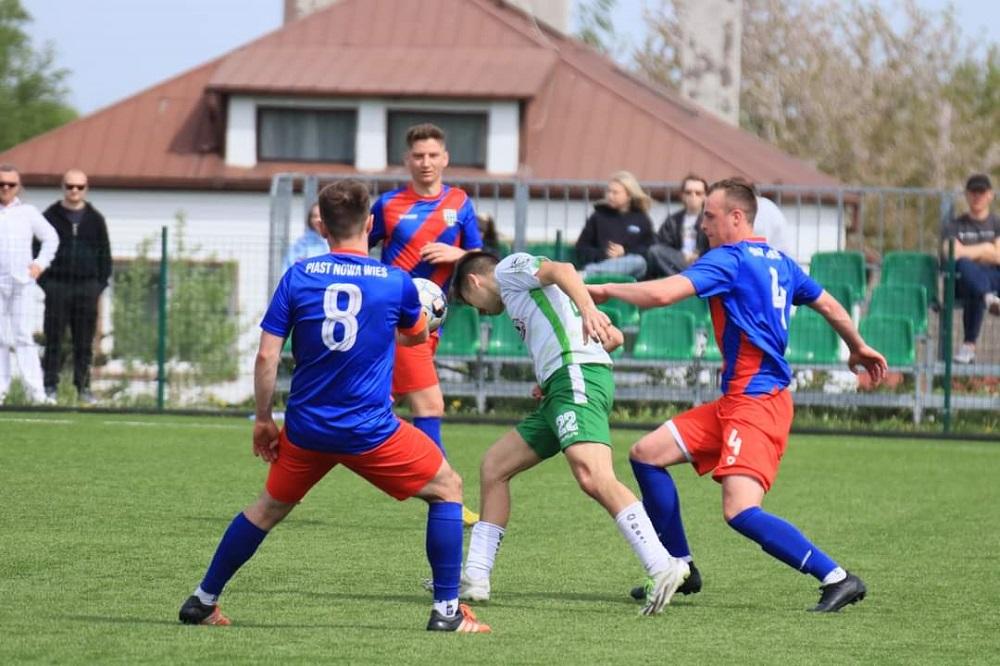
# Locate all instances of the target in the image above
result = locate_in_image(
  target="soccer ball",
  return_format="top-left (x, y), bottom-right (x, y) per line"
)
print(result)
top-left (414, 277), bottom-right (447, 332)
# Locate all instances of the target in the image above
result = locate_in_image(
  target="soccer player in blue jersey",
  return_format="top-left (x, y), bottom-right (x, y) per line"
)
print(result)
top-left (589, 179), bottom-right (888, 613)
top-left (370, 123), bottom-right (483, 525)
top-left (178, 179), bottom-right (490, 633)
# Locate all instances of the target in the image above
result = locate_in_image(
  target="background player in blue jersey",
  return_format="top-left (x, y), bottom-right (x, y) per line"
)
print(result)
top-left (589, 179), bottom-right (887, 613)
top-left (369, 123), bottom-right (483, 525)
top-left (178, 179), bottom-right (490, 633)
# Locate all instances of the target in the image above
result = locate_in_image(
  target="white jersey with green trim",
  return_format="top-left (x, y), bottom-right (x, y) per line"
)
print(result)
top-left (494, 253), bottom-right (612, 383)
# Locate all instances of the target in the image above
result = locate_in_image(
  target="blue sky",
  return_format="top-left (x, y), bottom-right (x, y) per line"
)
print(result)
top-left (23, 0), bottom-right (1000, 115)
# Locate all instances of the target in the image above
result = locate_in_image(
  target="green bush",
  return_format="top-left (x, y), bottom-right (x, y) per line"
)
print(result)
top-left (111, 214), bottom-right (239, 382)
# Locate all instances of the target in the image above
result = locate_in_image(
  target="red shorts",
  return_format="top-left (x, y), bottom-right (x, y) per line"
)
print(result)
top-left (668, 389), bottom-right (793, 492)
top-left (392, 334), bottom-right (440, 395)
top-left (266, 421), bottom-right (444, 503)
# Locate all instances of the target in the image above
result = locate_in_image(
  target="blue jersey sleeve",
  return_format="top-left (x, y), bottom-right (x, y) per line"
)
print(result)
top-left (458, 198), bottom-right (483, 250)
top-left (789, 260), bottom-right (823, 305)
top-left (398, 274), bottom-right (423, 329)
top-left (369, 195), bottom-right (386, 248)
top-left (681, 246), bottom-right (741, 298)
top-left (261, 270), bottom-right (293, 337)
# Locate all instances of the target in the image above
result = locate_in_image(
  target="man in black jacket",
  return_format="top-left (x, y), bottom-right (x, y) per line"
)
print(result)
top-left (645, 175), bottom-right (709, 279)
top-left (40, 169), bottom-right (111, 403)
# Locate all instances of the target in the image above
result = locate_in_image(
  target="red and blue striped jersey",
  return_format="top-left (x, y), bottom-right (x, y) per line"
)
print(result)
top-left (682, 238), bottom-right (822, 396)
top-left (261, 249), bottom-right (423, 454)
top-left (370, 184), bottom-right (482, 293)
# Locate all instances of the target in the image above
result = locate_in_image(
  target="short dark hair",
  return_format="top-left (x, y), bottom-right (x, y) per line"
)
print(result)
top-left (451, 250), bottom-right (500, 304)
top-left (966, 173), bottom-right (992, 192)
top-left (317, 179), bottom-right (371, 242)
top-left (708, 177), bottom-right (758, 225)
top-left (681, 174), bottom-right (708, 193)
top-left (406, 123), bottom-right (446, 149)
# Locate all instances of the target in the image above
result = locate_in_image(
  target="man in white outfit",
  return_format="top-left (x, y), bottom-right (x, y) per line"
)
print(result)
top-left (0, 165), bottom-right (59, 403)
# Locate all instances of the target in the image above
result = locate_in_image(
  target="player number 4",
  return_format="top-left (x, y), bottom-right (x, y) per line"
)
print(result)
top-left (768, 267), bottom-right (788, 330)
top-left (322, 283), bottom-right (362, 351)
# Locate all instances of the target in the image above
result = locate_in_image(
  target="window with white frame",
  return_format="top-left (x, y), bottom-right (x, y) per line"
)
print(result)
top-left (386, 111), bottom-right (488, 167)
top-left (257, 107), bottom-right (357, 163)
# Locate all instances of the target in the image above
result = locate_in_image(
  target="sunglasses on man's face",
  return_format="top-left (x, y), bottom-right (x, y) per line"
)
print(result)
top-left (64, 183), bottom-right (87, 191)
top-left (0, 181), bottom-right (19, 189)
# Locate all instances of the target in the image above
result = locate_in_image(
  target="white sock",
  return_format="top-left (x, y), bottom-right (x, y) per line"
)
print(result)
top-left (433, 598), bottom-right (459, 618)
top-left (615, 502), bottom-right (672, 575)
top-left (464, 521), bottom-right (505, 581)
top-left (194, 586), bottom-right (218, 606)
top-left (822, 567), bottom-right (847, 586)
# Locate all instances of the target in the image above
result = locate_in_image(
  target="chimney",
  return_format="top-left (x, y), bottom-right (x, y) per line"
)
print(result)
top-left (677, 0), bottom-right (742, 126)
top-left (284, 0), bottom-right (569, 34)
top-left (284, 0), bottom-right (339, 23)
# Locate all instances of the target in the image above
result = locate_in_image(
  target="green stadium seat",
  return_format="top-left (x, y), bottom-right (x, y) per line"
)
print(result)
top-left (809, 251), bottom-right (866, 303)
top-left (583, 273), bottom-right (637, 285)
top-left (525, 242), bottom-right (574, 263)
top-left (868, 284), bottom-right (928, 336)
top-left (820, 281), bottom-right (856, 311)
top-left (786, 312), bottom-right (840, 364)
top-left (632, 310), bottom-right (697, 361)
top-left (671, 296), bottom-right (711, 329)
top-left (859, 315), bottom-right (915, 366)
top-left (485, 313), bottom-right (529, 358)
top-left (881, 251), bottom-right (939, 306)
top-left (437, 304), bottom-right (480, 356)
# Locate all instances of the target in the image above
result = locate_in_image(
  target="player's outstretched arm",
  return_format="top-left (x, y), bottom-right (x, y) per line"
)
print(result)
top-left (588, 274), bottom-right (696, 309)
top-left (253, 331), bottom-right (284, 462)
top-left (806, 290), bottom-right (888, 386)
top-left (536, 260), bottom-right (615, 346)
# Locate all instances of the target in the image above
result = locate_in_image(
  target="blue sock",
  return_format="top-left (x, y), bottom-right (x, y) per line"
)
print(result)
top-left (630, 460), bottom-right (691, 559)
top-left (427, 502), bottom-right (463, 601)
top-left (414, 416), bottom-right (446, 457)
top-left (200, 512), bottom-right (269, 596)
top-left (727, 507), bottom-right (838, 581)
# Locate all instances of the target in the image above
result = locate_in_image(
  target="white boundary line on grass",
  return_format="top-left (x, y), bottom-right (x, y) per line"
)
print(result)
top-left (0, 416), bottom-right (74, 424)
top-left (105, 420), bottom-right (246, 430)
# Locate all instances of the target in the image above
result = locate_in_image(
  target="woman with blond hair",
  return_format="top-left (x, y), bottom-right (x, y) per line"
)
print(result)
top-left (575, 171), bottom-right (655, 279)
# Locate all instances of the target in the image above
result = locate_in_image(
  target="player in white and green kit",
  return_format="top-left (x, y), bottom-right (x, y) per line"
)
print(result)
top-left (448, 251), bottom-right (690, 616)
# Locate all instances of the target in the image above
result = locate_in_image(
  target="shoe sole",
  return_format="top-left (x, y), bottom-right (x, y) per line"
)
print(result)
top-left (641, 562), bottom-right (690, 616)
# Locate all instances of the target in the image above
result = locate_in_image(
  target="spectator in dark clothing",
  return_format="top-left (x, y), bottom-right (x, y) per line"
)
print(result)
top-left (943, 173), bottom-right (1000, 364)
top-left (576, 171), bottom-right (655, 279)
top-left (646, 175), bottom-right (709, 278)
top-left (477, 212), bottom-right (506, 256)
top-left (39, 169), bottom-right (112, 403)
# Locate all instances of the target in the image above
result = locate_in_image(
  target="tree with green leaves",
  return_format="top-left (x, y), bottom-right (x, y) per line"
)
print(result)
top-left (627, 0), bottom-right (998, 189)
top-left (0, 0), bottom-right (76, 151)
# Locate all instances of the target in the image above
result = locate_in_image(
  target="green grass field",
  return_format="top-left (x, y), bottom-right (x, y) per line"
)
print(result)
top-left (2, 413), bottom-right (997, 664)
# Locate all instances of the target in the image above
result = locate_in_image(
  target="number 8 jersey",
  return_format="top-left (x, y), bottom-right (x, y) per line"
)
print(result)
top-left (681, 238), bottom-right (822, 396)
top-left (261, 248), bottom-right (424, 453)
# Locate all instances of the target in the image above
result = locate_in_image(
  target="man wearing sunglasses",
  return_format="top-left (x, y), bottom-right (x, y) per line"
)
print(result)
top-left (40, 169), bottom-right (112, 404)
top-left (0, 164), bottom-right (59, 405)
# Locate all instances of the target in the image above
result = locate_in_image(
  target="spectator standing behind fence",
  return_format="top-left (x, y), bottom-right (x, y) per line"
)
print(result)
top-left (576, 171), bottom-right (655, 280)
top-left (0, 164), bottom-right (58, 404)
top-left (943, 174), bottom-right (1000, 365)
top-left (476, 213), bottom-right (505, 256)
top-left (39, 169), bottom-right (111, 404)
top-left (753, 195), bottom-right (791, 256)
top-left (282, 202), bottom-right (328, 272)
top-left (645, 175), bottom-right (709, 279)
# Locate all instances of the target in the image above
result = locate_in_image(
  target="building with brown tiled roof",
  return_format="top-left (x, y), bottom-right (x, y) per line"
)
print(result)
top-left (2, 0), bottom-right (839, 190)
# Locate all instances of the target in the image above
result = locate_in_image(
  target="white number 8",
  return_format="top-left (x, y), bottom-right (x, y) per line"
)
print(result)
top-left (322, 283), bottom-right (362, 351)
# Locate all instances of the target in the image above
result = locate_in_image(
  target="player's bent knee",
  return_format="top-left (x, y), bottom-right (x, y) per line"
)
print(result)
top-left (405, 386), bottom-right (445, 417)
top-left (425, 462), bottom-right (463, 503)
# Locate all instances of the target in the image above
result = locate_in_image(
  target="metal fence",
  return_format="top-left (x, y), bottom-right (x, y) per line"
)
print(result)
top-left (4, 173), bottom-right (995, 435)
